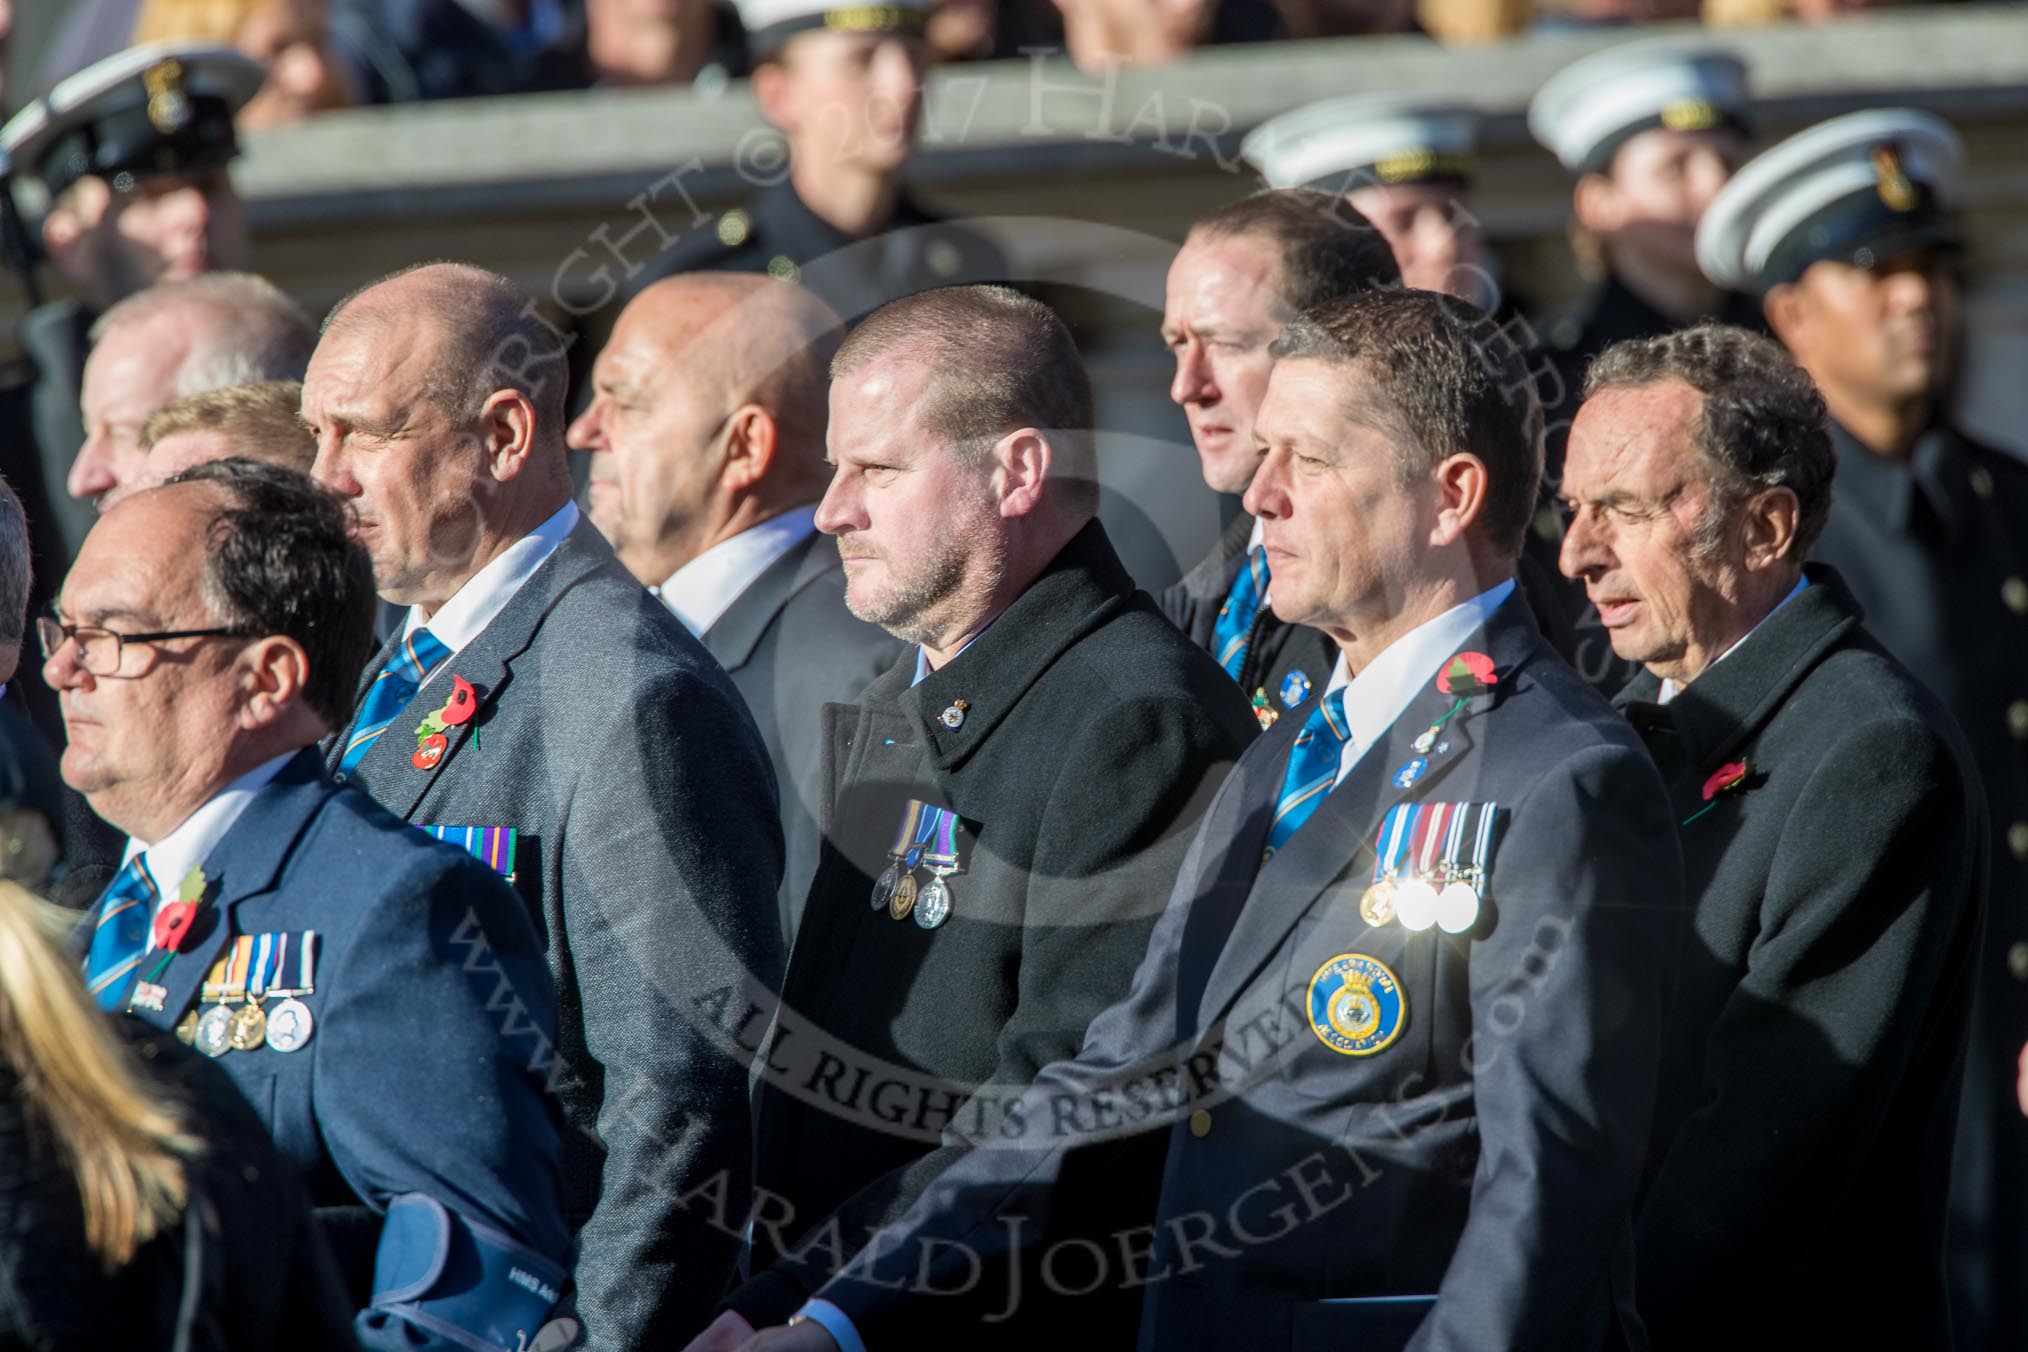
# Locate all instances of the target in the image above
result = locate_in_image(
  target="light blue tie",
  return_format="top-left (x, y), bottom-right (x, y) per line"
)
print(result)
top-left (1264, 688), bottom-right (1352, 860)
top-left (338, 628), bottom-right (452, 776)
top-left (84, 857), bottom-right (160, 1011)
top-left (1212, 546), bottom-right (1269, 681)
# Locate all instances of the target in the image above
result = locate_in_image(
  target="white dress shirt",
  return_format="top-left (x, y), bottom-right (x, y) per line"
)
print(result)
top-left (1657, 574), bottom-right (1809, 705)
top-left (1320, 579), bottom-right (1516, 789)
top-left (655, 505), bottom-right (820, 638)
top-left (402, 501), bottom-right (578, 692)
top-left (127, 750), bottom-right (295, 950)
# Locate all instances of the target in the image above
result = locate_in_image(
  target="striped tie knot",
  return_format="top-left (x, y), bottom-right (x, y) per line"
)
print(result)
top-left (338, 627), bottom-right (453, 776)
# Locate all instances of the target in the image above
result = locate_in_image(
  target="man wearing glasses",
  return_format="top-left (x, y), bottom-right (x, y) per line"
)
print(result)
top-left (54, 459), bottom-right (574, 1352)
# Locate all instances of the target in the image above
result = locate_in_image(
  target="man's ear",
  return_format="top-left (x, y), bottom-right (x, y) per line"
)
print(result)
top-left (751, 60), bottom-right (795, 134)
top-left (1430, 452), bottom-right (1490, 549)
top-left (1762, 283), bottom-right (1804, 353)
top-left (477, 389), bottom-right (538, 481)
top-left (237, 636), bottom-right (311, 731)
top-left (1572, 172), bottom-right (1622, 237)
top-left (722, 405), bottom-right (777, 492)
top-left (991, 428), bottom-right (1051, 520)
top-left (1740, 486), bottom-right (1802, 575)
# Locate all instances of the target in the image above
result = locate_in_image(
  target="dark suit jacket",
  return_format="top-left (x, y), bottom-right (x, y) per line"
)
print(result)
top-left (0, 1021), bottom-right (357, 1352)
top-left (326, 519), bottom-right (786, 1350)
top-left (700, 528), bottom-right (902, 944)
top-left (818, 589), bottom-right (1680, 1351)
top-left (1618, 566), bottom-right (1983, 1349)
top-left (85, 748), bottom-right (572, 1348)
top-left (1156, 511), bottom-right (1337, 729)
top-left (727, 519), bottom-right (1257, 1333)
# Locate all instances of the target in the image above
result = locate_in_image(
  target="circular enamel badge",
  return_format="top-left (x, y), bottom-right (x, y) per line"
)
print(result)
top-left (1307, 953), bottom-right (1406, 1057)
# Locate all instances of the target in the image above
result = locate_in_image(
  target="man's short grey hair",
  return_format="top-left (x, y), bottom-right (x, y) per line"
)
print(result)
top-left (91, 272), bottom-right (316, 398)
top-left (0, 475), bottom-right (30, 657)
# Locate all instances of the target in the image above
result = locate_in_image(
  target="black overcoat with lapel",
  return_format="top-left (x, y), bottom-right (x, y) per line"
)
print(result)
top-left (820, 589), bottom-right (1682, 1351)
top-left (81, 749), bottom-right (573, 1345)
top-left (700, 528), bottom-right (903, 944)
top-left (1617, 566), bottom-right (1984, 1349)
top-left (326, 518), bottom-right (786, 1350)
top-left (728, 519), bottom-right (1258, 1329)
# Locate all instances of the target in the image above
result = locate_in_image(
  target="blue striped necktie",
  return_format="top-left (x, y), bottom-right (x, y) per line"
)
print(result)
top-left (84, 857), bottom-right (160, 1011)
top-left (1264, 688), bottom-right (1352, 860)
top-left (338, 628), bottom-right (452, 776)
top-left (1212, 546), bottom-right (1269, 681)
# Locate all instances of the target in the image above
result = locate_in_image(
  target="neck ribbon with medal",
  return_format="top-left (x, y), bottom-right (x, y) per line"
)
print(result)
top-left (1359, 651), bottom-right (1503, 935)
top-left (869, 799), bottom-right (965, 930)
top-left (188, 931), bottom-right (319, 1058)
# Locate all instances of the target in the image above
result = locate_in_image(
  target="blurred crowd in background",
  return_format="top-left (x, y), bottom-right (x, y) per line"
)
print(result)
top-left (0, 0), bottom-right (1978, 121)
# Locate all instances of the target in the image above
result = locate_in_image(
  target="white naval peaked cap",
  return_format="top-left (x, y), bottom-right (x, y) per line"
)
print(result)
top-left (736, 0), bottom-right (931, 56)
top-left (1528, 40), bottom-right (1751, 176)
top-left (1695, 107), bottom-right (1963, 294)
top-left (1, 41), bottom-right (261, 199)
top-left (1242, 96), bottom-right (1481, 191)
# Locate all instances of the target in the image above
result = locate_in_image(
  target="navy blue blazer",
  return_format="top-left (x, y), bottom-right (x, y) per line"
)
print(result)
top-left (814, 591), bottom-right (1682, 1351)
top-left (85, 748), bottom-right (572, 1348)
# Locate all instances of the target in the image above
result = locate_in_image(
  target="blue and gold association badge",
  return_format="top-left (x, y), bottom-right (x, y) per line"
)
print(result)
top-left (1307, 953), bottom-right (1405, 1056)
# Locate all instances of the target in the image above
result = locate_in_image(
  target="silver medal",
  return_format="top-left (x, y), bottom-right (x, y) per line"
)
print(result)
top-left (914, 874), bottom-right (953, 929)
top-left (1394, 879), bottom-right (1440, 932)
top-left (870, 860), bottom-right (901, 912)
top-left (1435, 881), bottom-right (1481, 934)
top-left (194, 1004), bottom-right (235, 1059)
top-left (264, 997), bottom-right (315, 1053)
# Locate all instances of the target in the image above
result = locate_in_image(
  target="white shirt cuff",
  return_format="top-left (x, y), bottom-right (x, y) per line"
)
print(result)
top-left (793, 1298), bottom-right (868, 1352)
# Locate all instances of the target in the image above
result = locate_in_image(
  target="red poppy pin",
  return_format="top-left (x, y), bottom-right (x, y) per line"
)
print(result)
top-left (1436, 651), bottom-right (1498, 697)
top-left (1684, 759), bottom-right (1757, 826)
top-left (149, 867), bottom-right (210, 952)
top-left (413, 675), bottom-right (480, 770)
top-left (1702, 760), bottom-right (1753, 801)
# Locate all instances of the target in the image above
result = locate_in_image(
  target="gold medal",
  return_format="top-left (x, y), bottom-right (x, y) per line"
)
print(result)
top-left (174, 1009), bottom-right (200, 1045)
top-left (1359, 880), bottom-right (1396, 927)
top-left (228, 1000), bottom-right (268, 1052)
top-left (888, 871), bottom-right (918, 921)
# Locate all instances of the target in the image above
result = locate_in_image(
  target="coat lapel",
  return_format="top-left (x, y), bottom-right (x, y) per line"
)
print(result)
top-left (341, 520), bottom-right (614, 820)
top-left (1192, 597), bottom-right (1537, 1031)
top-left (134, 750), bottom-right (331, 1030)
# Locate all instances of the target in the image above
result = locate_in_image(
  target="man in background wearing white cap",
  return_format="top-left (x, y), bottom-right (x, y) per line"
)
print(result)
top-left (1700, 106), bottom-right (2028, 1351)
top-left (1528, 43), bottom-right (1761, 467)
top-left (625, 0), bottom-right (1007, 324)
top-left (1242, 95), bottom-right (1503, 313)
top-left (0, 42), bottom-right (261, 570)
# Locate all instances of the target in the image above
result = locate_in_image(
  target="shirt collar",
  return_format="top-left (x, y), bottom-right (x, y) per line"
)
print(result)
top-left (1321, 578), bottom-right (1515, 786)
top-left (655, 506), bottom-right (818, 637)
top-left (124, 750), bottom-right (296, 934)
top-left (1657, 572), bottom-right (1808, 705)
top-left (403, 501), bottom-right (578, 679)
top-left (913, 619), bottom-right (994, 687)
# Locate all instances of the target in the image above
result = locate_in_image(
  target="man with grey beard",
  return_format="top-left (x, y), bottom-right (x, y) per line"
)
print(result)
top-left (680, 284), bottom-right (1256, 1351)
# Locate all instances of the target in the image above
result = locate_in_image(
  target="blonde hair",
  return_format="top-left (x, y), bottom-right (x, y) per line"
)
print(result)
top-left (0, 882), bottom-right (199, 1269)
top-left (141, 379), bottom-right (315, 473)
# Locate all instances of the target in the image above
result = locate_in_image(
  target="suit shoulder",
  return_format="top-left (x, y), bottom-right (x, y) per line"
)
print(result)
top-left (1045, 598), bottom-right (1254, 729)
top-left (631, 208), bottom-right (773, 293)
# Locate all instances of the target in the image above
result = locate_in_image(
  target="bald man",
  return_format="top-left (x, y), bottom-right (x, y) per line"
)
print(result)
top-left (304, 262), bottom-right (786, 1351)
top-left (569, 274), bottom-right (900, 939)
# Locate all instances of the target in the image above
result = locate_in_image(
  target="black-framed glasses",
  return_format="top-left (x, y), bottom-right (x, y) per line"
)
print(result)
top-left (37, 614), bottom-right (255, 677)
